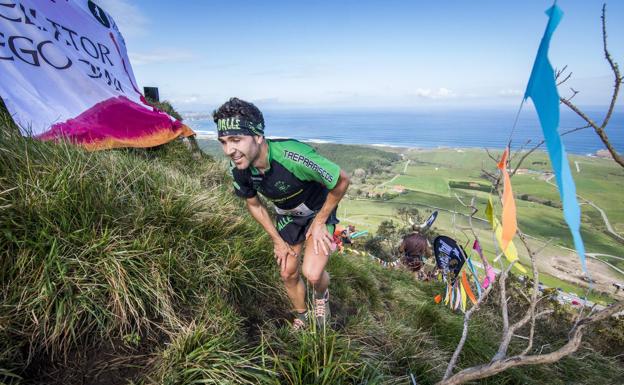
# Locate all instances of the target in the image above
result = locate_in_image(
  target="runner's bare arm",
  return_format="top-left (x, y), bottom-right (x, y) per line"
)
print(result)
top-left (246, 196), bottom-right (281, 241)
top-left (306, 170), bottom-right (350, 254)
top-left (246, 196), bottom-right (295, 271)
top-left (315, 169), bottom-right (350, 223)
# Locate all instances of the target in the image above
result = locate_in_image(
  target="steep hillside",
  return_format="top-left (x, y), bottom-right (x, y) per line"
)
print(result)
top-left (1, 115), bottom-right (622, 384)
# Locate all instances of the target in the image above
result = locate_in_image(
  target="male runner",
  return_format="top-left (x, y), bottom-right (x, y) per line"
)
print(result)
top-left (214, 98), bottom-right (350, 329)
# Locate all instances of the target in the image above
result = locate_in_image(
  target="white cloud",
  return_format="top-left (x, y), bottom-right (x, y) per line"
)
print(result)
top-left (412, 87), bottom-right (457, 99)
top-left (436, 88), bottom-right (455, 98)
top-left (129, 51), bottom-right (196, 65)
top-left (93, 0), bottom-right (148, 38)
top-left (170, 95), bottom-right (201, 105)
top-left (498, 89), bottom-right (523, 97)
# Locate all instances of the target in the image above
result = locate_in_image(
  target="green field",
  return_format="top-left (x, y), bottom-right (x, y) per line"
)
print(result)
top-left (333, 146), bottom-right (624, 302)
top-left (347, 148), bottom-right (624, 254)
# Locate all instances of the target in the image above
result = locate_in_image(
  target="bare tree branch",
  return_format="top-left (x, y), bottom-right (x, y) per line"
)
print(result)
top-left (440, 148), bottom-right (622, 383)
top-left (600, 3), bottom-right (623, 131)
top-left (437, 302), bottom-right (624, 385)
top-left (440, 170), bottom-right (622, 384)
top-left (510, 125), bottom-right (592, 178)
top-left (443, 196), bottom-right (497, 380)
top-left (497, 260), bottom-right (512, 354)
top-left (490, 197), bottom-right (545, 362)
top-left (560, 101), bottom-right (624, 168)
top-left (443, 283), bottom-right (496, 380)
top-left (559, 4), bottom-right (623, 168)
top-left (568, 87), bottom-right (580, 101)
top-left (508, 139), bottom-right (532, 164)
top-left (440, 131), bottom-right (620, 384)
top-left (555, 65), bottom-right (569, 83)
top-left (484, 148), bottom-right (500, 163)
top-left (517, 232), bottom-right (543, 356)
top-left (556, 71), bottom-right (572, 86)
top-left (480, 168), bottom-right (498, 183)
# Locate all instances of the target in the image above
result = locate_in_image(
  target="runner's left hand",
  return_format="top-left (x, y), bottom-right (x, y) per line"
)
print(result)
top-left (306, 221), bottom-right (333, 255)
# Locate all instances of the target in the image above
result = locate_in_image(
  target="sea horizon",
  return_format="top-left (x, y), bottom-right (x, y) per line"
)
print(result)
top-left (185, 107), bottom-right (624, 156)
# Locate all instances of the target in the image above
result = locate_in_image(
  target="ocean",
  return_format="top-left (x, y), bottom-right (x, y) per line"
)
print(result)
top-left (186, 107), bottom-right (624, 155)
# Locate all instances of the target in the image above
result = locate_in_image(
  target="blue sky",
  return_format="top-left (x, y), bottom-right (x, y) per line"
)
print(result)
top-left (97, 0), bottom-right (624, 111)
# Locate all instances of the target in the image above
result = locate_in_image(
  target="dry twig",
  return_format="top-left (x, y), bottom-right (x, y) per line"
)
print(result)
top-left (559, 4), bottom-right (623, 167)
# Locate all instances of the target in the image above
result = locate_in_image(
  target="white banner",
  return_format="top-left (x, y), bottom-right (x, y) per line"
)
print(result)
top-left (0, 0), bottom-right (150, 136)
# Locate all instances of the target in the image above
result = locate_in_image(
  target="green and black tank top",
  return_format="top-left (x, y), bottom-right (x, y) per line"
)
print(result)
top-left (230, 139), bottom-right (341, 215)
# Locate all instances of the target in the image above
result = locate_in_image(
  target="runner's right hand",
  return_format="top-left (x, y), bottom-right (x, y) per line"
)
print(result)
top-left (274, 240), bottom-right (295, 272)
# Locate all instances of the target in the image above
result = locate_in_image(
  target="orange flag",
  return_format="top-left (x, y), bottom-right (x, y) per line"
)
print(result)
top-left (461, 270), bottom-right (478, 305)
top-left (497, 148), bottom-right (517, 251)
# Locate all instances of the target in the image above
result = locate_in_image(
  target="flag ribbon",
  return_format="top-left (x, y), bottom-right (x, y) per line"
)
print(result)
top-left (466, 256), bottom-right (482, 298)
top-left (461, 270), bottom-right (478, 305)
top-left (473, 239), bottom-right (496, 289)
top-left (523, 4), bottom-right (588, 276)
top-left (486, 197), bottom-right (527, 273)
top-left (497, 148), bottom-right (518, 251)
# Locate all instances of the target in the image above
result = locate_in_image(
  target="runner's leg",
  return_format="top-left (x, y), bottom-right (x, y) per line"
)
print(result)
top-left (301, 236), bottom-right (330, 296)
top-left (280, 242), bottom-right (305, 312)
top-left (302, 234), bottom-right (332, 325)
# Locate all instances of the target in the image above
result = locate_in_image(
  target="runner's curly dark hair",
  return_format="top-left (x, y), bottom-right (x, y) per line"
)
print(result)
top-left (212, 97), bottom-right (264, 127)
top-left (400, 232), bottom-right (430, 272)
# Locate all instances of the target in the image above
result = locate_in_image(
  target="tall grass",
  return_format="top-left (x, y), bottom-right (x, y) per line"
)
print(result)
top-left (0, 119), bottom-right (282, 382)
top-left (1, 107), bottom-right (622, 384)
top-left (151, 313), bottom-right (274, 385)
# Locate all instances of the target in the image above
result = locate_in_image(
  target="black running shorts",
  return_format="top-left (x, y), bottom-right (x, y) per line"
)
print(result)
top-left (276, 209), bottom-right (339, 246)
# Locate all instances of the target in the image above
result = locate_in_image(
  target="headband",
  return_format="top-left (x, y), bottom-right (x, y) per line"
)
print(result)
top-left (216, 117), bottom-right (264, 137)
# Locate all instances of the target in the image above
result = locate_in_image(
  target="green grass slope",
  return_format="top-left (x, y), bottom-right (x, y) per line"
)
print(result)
top-left (1, 121), bottom-right (623, 384)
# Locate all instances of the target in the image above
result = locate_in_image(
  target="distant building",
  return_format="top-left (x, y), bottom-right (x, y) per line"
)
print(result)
top-left (392, 185), bottom-right (405, 193)
top-left (596, 149), bottom-right (613, 159)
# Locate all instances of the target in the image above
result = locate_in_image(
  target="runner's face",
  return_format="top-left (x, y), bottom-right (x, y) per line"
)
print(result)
top-left (218, 135), bottom-right (262, 169)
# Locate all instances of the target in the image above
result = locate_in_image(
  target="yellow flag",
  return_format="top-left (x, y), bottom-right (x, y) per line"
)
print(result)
top-left (486, 197), bottom-right (527, 273)
top-left (460, 282), bottom-right (467, 312)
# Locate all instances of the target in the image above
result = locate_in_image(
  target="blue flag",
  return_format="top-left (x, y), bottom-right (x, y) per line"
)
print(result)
top-left (524, 4), bottom-right (587, 275)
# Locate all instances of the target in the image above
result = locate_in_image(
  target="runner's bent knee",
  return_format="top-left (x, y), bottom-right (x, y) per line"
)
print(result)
top-left (303, 269), bottom-right (323, 285)
top-left (279, 244), bottom-right (302, 282)
top-left (302, 251), bottom-right (327, 285)
top-left (280, 265), bottom-right (299, 283)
